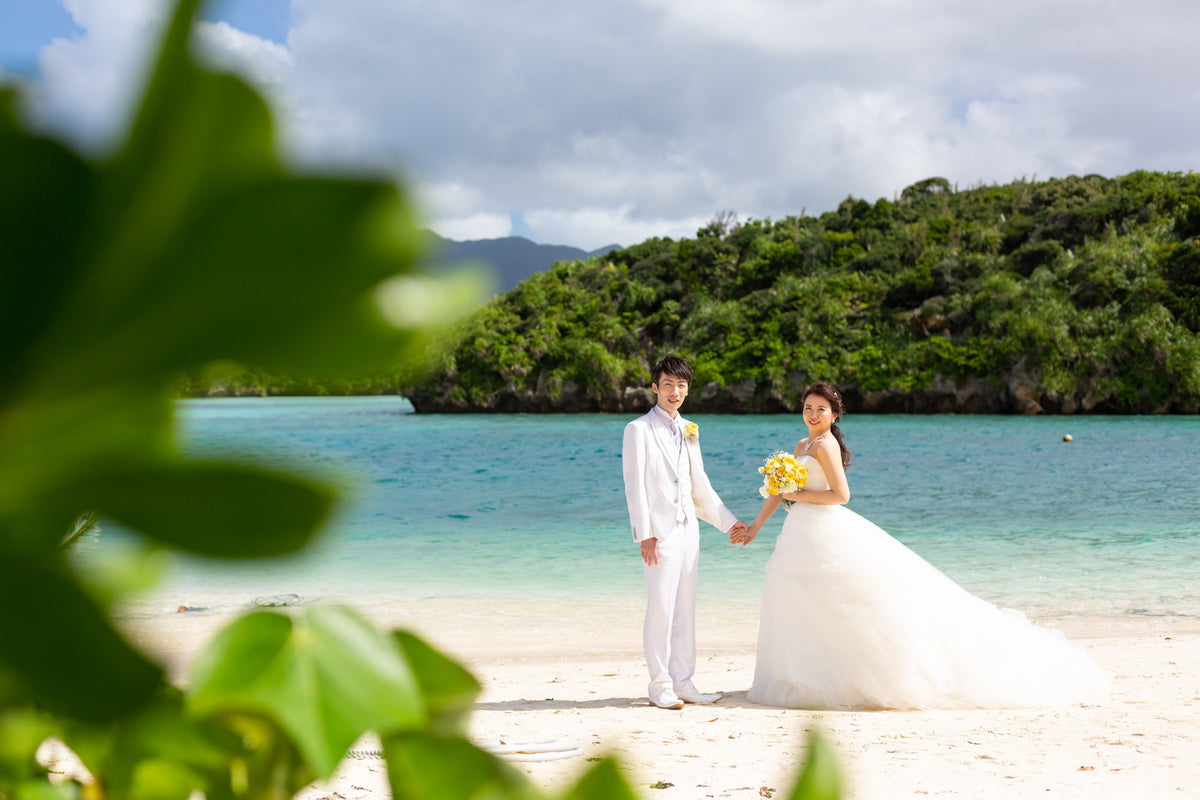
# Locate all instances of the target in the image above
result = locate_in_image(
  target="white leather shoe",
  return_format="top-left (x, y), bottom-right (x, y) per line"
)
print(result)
top-left (649, 690), bottom-right (684, 709)
top-left (675, 687), bottom-right (721, 704)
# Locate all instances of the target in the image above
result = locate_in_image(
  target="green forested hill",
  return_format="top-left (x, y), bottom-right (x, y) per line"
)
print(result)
top-left (405, 172), bottom-right (1200, 414)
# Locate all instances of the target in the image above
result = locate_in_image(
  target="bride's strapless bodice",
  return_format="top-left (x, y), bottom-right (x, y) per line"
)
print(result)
top-left (797, 454), bottom-right (829, 493)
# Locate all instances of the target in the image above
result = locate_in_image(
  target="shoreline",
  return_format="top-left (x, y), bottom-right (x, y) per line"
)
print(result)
top-left (118, 594), bottom-right (1200, 799)
top-left (121, 590), bottom-right (1200, 679)
top-left (124, 586), bottom-right (1200, 649)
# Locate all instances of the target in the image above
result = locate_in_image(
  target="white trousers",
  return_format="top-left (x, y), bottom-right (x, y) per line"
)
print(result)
top-left (643, 522), bottom-right (700, 696)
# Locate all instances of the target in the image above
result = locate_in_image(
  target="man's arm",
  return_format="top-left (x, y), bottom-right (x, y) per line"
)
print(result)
top-left (622, 421), bottom-right (655, 542)
top-left (688, 445), bottom-right (740, 533)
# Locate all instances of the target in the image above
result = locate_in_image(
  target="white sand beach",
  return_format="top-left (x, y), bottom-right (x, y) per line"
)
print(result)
top-left (118, 593), bottom-right (1200, 800)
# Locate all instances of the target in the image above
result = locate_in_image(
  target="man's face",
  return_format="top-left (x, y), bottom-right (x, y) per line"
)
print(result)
top-left (652, 374), bottom-right (689, 417)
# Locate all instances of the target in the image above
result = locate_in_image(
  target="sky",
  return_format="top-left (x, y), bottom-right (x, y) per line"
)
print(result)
top-left (3, 0), bottom-right (1199, 251)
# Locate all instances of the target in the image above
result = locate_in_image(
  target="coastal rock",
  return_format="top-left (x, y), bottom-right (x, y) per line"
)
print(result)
top-left (1007, 356), bottom-right (1044, 415)
top-left (845, 378), bottom-right (1005, 414)
top-left (1080, 386), bottom-right (1114, 413)
top-left (404, 357), bottom-right (1187, 414)
top-left (1041, 390), bottom-right (1080, 415)
top-left (692, 378), bottom-right (759, 413)
top-left (408, 377), bottom-right (658, 414)
top-left (955, 378), bottom-right (1006, 413)
top-left (622, 386), bottom-right (654, 412)
top-left (758, 386), bottom-right (794, 414)
top-left (202, 381), bottom-right (266, 398)
top-left (855, 388), bottom-right (912, 413)
top-left (924, 375), bottom-right (960, 413)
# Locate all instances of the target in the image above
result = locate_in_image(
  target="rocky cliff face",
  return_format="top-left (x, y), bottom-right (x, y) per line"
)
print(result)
top-left (405, 361), bottom-right (1198, 414)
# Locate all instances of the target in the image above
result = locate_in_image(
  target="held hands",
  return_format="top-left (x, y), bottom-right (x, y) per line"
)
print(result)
top-left (729, 521), bottom-right (756, 546)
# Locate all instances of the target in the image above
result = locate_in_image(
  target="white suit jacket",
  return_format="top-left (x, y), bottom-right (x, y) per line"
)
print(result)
top-left (622, 409), bottom-right (738, 543)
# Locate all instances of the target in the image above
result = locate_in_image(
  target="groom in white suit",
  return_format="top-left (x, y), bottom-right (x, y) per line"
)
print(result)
top-left (622, 355), bottom-right (746, 709)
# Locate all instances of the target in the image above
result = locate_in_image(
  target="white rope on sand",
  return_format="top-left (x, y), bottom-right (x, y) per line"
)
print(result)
top-left (345, 738), bottom-right (582, 763)
top-left (478, 738), bottom-right (584, 762)
top-left (343, 738), bottom-right (580, 762)
top-left (344, 748), bottom-right (385, 759)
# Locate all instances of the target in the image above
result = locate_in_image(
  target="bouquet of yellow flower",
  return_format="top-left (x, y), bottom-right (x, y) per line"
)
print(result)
top-left (758, 451), bottom-right (807, 504)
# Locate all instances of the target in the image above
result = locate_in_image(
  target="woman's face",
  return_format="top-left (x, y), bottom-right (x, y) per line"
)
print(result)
top-left (802, 394), bottom-right (836, 430)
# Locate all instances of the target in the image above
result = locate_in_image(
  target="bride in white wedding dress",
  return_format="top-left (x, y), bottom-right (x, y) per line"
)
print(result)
top-left (731, 382), bottom-right (1106, 710)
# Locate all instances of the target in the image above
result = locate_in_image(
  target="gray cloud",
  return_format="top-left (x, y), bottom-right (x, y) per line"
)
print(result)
top-left (27, 0), bottom-right (1200, 249)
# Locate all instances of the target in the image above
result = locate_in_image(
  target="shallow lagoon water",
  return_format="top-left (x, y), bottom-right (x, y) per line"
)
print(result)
top-left (98, 397), bottom-right (1199, 624)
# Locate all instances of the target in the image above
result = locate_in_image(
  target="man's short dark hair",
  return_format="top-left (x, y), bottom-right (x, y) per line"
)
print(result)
top-left (651, 354), bottom-right (694, 386)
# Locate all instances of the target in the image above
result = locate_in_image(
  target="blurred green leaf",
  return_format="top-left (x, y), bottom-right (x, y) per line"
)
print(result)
top-left (211, 714), bottom-right (312, 800)
top-left (187, 607), bottom-right (425, 777)
top-left (0, 102), bottom-right (93, 403)
top-left (382, 734), bottom-right (542, 800)
top-left (18, 0), bottom-right (438, 399)
top-left (559, 758), bottom-right (639, 800)
top-left (0, 0), bottom-right (482, 541)
top-left (46, 177), bottom-right (423, 388)
top-left (66, 541), bottom-right (171, 610)
top-left (10, 781), bottom-right (77, 800)
top-left (0, 388), bottom-right (175, 525)
top-left (127, 758), bottom-right (197, 800)
top-left (60, 688), bottom-right (239, 796)
top-left (49, 461), bottom-right (337, 558)
top-left (787, 729), bottom-right (843, 800)
top-left (0, 552), bottom-right (161, 724)
top-left (392, 631), bottom-right (481, 737)
top-left (0, 709), bottom-right (59, 787)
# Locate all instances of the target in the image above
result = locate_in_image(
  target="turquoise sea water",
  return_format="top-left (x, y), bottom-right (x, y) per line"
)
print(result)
top-left (103, 397), bottom-right (1200, 622)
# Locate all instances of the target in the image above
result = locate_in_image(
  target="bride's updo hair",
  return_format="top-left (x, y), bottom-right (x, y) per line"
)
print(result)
top-left (802, 382), bottom-right (852, 468)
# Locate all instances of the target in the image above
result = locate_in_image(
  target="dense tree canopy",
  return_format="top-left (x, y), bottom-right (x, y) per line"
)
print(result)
top-left (405, 172), bottom-right (1200, 414)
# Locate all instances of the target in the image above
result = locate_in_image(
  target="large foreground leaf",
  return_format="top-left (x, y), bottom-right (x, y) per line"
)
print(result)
top-left (187, 607), bottom-right (425, 777)
top-left (0, 98), bottom-right (93, 401)
top-left (383, 734), bottom-right (543, 800)
top-left (16, 0), bottom-right (446, 401)
top-left (59, 689), bottom-right (241, 800)
top-left (391, 631), bottom-right (481, 737)
top-left (49, 461), bottom-right (338, 558)
top-left (0, 552), bottom-right (161, 723)
top-left (559, 758), bottom-right (639, 800)
top-left (0, 0), bottom-right (480, 533)
top-left (787, 729), bottom-right (843, 800)
top-left (0, 0), bottom-right (477, 730)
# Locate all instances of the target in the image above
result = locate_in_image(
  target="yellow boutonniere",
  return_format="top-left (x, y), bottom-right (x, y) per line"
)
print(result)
top-left (683, 422), bottom-right (699, 441)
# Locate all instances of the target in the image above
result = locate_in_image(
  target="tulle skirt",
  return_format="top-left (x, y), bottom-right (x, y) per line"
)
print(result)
top-left (747, 503), bottom-right (1107, 709)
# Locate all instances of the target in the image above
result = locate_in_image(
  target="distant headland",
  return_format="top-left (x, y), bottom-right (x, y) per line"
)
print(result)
top-left (185, 172), bottom-right (1200, 414)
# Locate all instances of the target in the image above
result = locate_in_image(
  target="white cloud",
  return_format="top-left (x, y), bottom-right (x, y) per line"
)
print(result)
top-left (195, 20), bottom-right (294, 101)
top-left (523, 206), bottom-right (709, 251)
top-left (418, 181), bottom-right (512, 241)
top-left (20, 0), bottom-right (1200, 249)
top-left (33, 0), bottom-right (170, 151)
top-left (429, 212), bottom-right (513, 242)
top-left (419, 181), bottom-right (491, 218)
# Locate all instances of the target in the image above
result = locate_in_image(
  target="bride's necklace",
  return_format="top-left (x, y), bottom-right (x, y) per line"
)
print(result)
top-left (803, 430), bottom-right (829, 454)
